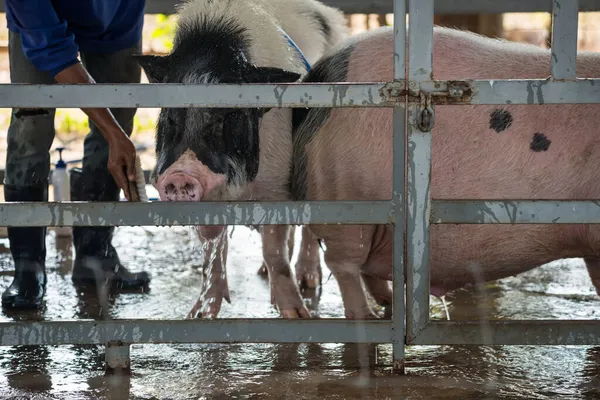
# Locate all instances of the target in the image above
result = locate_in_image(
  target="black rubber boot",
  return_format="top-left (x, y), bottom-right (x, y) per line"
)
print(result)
top-left (1, 184), bottom-right (47, 309)
top-left (70, 168), bottom-right (150, 290)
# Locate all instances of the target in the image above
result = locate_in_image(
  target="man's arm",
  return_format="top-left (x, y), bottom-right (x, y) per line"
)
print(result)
top-left (5, 0), bottom-right (137, 200)
top-left (54, 64), bottom-right (137, 199)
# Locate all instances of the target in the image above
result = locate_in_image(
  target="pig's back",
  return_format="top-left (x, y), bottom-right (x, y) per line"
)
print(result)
top-left (301, 26), bottom-right (600, 202)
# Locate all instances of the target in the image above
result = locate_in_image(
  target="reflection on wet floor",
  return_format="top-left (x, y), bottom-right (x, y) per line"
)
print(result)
top-left (0, 225), bottom-right (599, 399)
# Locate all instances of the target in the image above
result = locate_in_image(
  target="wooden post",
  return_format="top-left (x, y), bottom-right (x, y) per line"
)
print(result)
top-left (378, 14), bottom-right (388, 27)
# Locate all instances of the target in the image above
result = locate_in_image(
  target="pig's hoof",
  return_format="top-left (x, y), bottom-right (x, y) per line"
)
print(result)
top-left (298, 272), bottom-right (320, 290)
top-left (187, 301), bottom-right (221, 319)
top-left (257, 263), bottom-right (268, 277)
top-left (186, 304), bottom-right (201, 319)
top-left (187, 281), bottom-right (231, 319)
top-left (272, 290), bottom-right (311, 318)
top-left (269, 270), bottom-right (312, 318)
top-left (295, 263), bottom-right (322, 290)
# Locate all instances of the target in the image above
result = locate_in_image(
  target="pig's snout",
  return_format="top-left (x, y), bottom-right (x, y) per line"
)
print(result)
top-left (159, 173), bottom-right (203, 201)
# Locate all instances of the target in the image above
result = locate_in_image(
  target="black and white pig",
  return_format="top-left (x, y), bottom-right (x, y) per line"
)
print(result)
top-left (135, 0), bottom-right (348, 318)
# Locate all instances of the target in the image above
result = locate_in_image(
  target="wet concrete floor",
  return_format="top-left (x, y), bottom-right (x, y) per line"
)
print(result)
top-left (0, 212), bottom-right (599, 399)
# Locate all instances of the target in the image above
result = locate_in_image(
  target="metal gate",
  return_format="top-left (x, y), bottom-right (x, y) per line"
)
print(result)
top-left (0, 0), bottom-right (599, 374)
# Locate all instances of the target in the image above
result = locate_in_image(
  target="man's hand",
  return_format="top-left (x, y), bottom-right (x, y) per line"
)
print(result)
top-left (107, 130), bottom-right (136, 201)
top-left (55, 63), bottom-right (137, 200)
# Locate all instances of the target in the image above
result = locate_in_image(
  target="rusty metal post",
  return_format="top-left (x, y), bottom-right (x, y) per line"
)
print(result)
top-left (105, 341), bottom-right (131, 375)
top-left (406, 0), bottom-right (434, 345)
top-left (391, 0), bottom-right (407, 375)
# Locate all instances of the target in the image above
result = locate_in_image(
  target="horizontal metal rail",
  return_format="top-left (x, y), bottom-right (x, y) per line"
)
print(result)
top-left (0, 201), bottom-right (394, 227)
top-left (0, 0), bottom-right (597, 15)
top-left (0, 83), bottom-right (391, 108)
top-left (460, 79), bottom-right (600, 105)
top-left (4, 199), bottom-right (600, 226)
top-left (1, 79), bottom-right (597, 108)
top-left (142, 0), bottom-right (600, 14)
top-left (3, 199), bottom-right (600, 226)
top-left (0, 318), bottom-right (598, 346)
top-left (409, 320), bottom-right (600, 345)
top-left (432, 200), bottom-right (600, 224)
top-left (420, 79), bottom-right (600, 105)
top-left (0, 320), bottom-right (393, 345)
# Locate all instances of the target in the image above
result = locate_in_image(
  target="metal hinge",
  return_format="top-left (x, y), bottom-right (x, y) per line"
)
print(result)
top-left (381, 80), bottom-right (472, 103)
top-left (381, 80), bottom-right (473, 131)
top-left (421, 80), bottom-right (474, 103)
top-left (416, 81), bottom-right (473, 131)
top-left (380, 80), bottom-right (407, 104)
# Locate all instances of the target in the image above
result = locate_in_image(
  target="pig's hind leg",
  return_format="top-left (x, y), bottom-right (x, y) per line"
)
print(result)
top-left (262, 225), bottom-right (311, 318)
top-left (362, 274), bottom-right (393, 319)
top-left (321, 226), bottom-right (379, 319)
top-left (584, 258), bottom-right (600, 296)
top-left (361, 244), bottom-right (394, 318)
top-left (294, 226), bottom-right (322, 290)
top-left (187, 231), bottom-right (231, 319)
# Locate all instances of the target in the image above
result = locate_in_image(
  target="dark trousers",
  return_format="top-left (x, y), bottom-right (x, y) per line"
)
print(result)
top-left (5, 30), bottom-right (141, 191)
top-left (5, 30), bottom-right (142, 264)
top-left (2, 31), bottom-right (149, 309)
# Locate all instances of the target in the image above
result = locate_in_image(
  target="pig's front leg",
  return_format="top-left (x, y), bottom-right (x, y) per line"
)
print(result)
top-left (187, 229), bottom-right (231, 319)
top-left (295, 226), bottom-right (322, 290)
top-left (257, 225), bottom-right (295, 277)
top-left (262, 225), bottom-right (310, 318)
top-left (584, 258), bottom-right (600, 296)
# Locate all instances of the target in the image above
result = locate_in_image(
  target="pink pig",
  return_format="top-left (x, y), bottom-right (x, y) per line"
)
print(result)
top-left (289, 26), bottom-right (600, 318)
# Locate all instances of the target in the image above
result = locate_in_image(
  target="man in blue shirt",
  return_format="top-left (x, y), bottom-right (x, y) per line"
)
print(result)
top-left (3, 0), bottom-right (151, 309)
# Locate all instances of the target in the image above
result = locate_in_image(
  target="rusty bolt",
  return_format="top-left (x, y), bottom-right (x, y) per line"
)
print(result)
top-left (448, 87), bottom-right (464, 97)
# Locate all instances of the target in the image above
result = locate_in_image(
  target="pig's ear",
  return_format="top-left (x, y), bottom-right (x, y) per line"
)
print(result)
top-left (245, 65), bottom-right (302, 83)
top-left (133, 54), bottom-right (170, 83)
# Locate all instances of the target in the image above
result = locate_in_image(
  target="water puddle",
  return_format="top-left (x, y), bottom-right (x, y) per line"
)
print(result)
top-left (0, 225), bottom-right (598, 399)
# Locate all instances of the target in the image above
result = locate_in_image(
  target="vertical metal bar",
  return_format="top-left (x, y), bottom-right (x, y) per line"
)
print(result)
top-left (550, 0), bottom-right (579, 80)
top-left (393, 0), bottom-right (407, 81)
top-left (406, 0), bottom-right (434, 343)
top-left (105, 341), bottom-right (131, 375)
top-left (408, 0), bottom-right (434, 82)
top-left (391, 0), bottom-right (407, 374)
